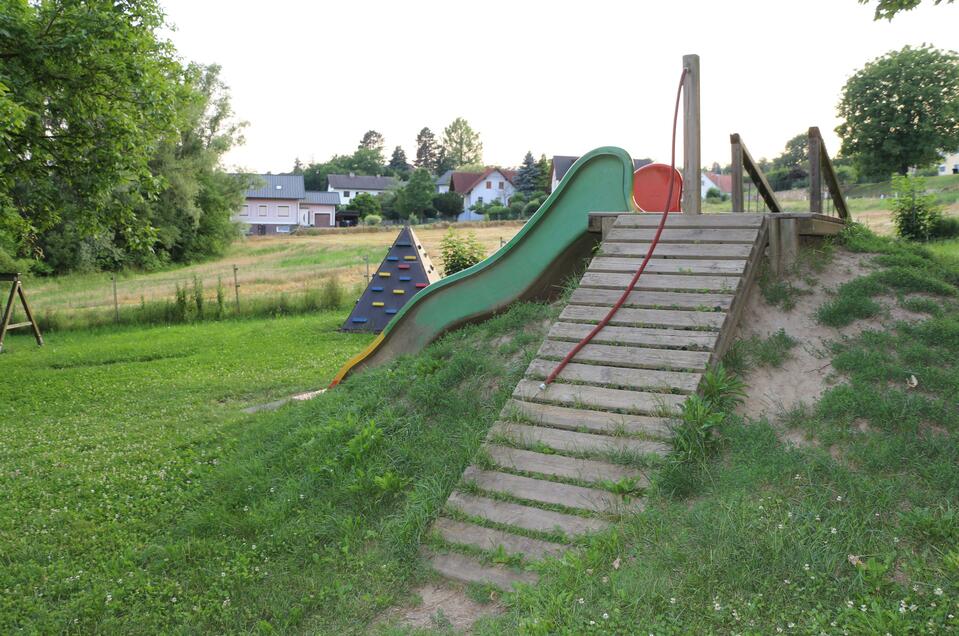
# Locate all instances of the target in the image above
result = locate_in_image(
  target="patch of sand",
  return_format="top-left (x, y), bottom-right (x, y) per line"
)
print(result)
top-left (378, 583), bottom-right (503, 633)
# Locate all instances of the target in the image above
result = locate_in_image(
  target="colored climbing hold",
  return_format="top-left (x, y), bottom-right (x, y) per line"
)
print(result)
top-left (372, 301), bottom-right (385, 307)
top-left (396, 242), bottom-right (411, 247)
top-left (398, 264), bottom-right (410, 270)
top-left (371, 286), bottom-right (384, 292)
top-left (387, 256), bottom-right (399, 261)
top-left (404, 255), bottom-right (417, 261)
top-left (415, 283), bottom-right (427, 288)
top-left (399, 276), bottom-right (411, 281)
top-left (351, 317), bottom-right (368, 323)
top-left (393, 289), bottom-right (405, 295)
top-left (378, 272), bottom-right (391, 277)
top-left (385, 309), bottom-right (397, 314)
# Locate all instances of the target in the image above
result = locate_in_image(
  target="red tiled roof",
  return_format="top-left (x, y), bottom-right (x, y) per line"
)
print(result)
top-left (706, 172), bottom-right (734, 194)
top-left (456, 167), bottom-right (517, 195)
top-left (450, 172), bottom-right (482, 193)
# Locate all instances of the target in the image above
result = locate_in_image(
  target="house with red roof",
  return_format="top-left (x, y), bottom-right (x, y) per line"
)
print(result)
top-left (436, 167), bottom-right (518, 221)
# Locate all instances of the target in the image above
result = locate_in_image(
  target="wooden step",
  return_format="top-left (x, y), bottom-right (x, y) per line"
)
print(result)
top-left (605, 227), bottom-right (759, 244)
top-left (600, 242), bottom-right (754, 259)
top-left (462, 466), bottom-right (637, 513)
top-left (559, 305), bottom-right (726, 330)
top-left (424, 549), bottom-right (537, 590)
top-left (484, 443), bottom-right (645, 483)
top-left (504, 399), bottom-right (672, 438)
top-left (588, 257), bottom-right (747, 276)
top-left (609, 213), bottom-right (765, 229)
top-left (513, 379), bottom-right (685, 415)
top-left (525, 359), bottom-right (701, 394)
top-left (569, 288), bottom-right (734, 311)
top-left (433, 517), bottom-right (567, 560)
top-left (447, 491), bottom-right (609, 535)
top-left (579, 272), bottom-right (741, 293)
top-left (489, 422), bottom-right (669, 459)
top-left (537, 341), bottom-right (711, 371)
top-left (548, 322), bottom-right (715, 351)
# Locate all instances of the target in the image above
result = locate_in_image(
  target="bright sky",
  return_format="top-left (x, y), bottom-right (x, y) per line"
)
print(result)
top-left (159, 0), bottom-right (959, 173)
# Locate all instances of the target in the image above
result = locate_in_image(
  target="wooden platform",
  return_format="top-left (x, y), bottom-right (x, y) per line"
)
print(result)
top-left (422, 213), bottom-right (770, 589)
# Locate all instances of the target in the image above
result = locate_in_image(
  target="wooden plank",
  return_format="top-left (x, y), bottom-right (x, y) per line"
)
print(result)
top-left (5, 322), bottom-right (32, 330)
top-left (525, 359), bottom-right (701, 394)
top-left (433, 517), bottom-right (567, 560)
top-left (559, 305), bottom-right (726, 330)
top-left (462, 467), bottom-right (637, 513)
top-left (569, 288), bottom-right (733, 311)
top-left (537, 340), bottom-right (711, 371)
top-left (548, 322), bottom-right (715, 351)
top-left (424, 549), bottom-right (537, 589)
top-left (513, 378), bottom-right (685, 415)
top-left (503, 399), bottom-right (672, 438)
top-left (446, 491), bottom-right (609, 535)
top-left (797, 215), bottom-right (845, 236)
top-left (588, 257), bottom-right (747, 276)
top-left (600, 242), bottom-right (753, 259)
top-left (579, 272), bottom-right (741, 293)
top-left (710, 220), bottom-right (768, 366)
top-left (489, 422), bottom-right (670, 458)
top-left (606, 227), bottom-right (759, 244)
top-left (611, 213), bottom-right (763, 229)
top-left (484, 444), bottom-right (644, 483)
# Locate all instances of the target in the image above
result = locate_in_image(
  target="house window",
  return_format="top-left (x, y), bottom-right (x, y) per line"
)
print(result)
top-left (344, 190), bottom-right (351, 198)
top-left (240, 205), bottom-right (249, 216)
top-left (498, 182), bottom-right (504, 190)
top-left (276, 225), bottom-right (291, 233)
top-left (258, 205), bottom-right (267, 217)
top-left (486, 181), bottom-right (491, 189)
top-left (278, 205), bottom-right (290, 217)
top-left (941, 165), bottom-right (947, 173)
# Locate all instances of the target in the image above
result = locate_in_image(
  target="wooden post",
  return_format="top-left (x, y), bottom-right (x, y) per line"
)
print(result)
top-left (112, 275), bottom-right (120, 323)
top-left (730, 134), bottom-right (744, 213)
top-left (780, 218), bottom-right (800, 271)
top-left (808, 127), bottom-right (823, 215)
top-left (232, 265), bottom-right (240, 313)
top-left (0, 273), bottom-right (43, 352)
top-left (768, 218), bottom-right (782, 276)
top-left (682, 54), bottom-right (701, 215)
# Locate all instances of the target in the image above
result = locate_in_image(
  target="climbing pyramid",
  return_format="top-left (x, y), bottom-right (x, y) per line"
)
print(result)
top-left (342, 226), bottom-right (439, 332)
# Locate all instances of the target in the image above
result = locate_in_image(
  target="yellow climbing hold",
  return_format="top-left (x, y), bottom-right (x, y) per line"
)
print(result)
top-left (393, 289), bottom-right (405, 295)
top-left (372, 301), bottom-right (385, 307)
top-left (378, 272), bottom-right (391, 277)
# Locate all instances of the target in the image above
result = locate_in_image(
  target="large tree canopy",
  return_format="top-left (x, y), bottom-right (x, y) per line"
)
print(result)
top-left (0, 0), bottom-right (246, 272)
top-left (440, 117), bottom-right (483, 169)
top-left (836, 45), bottom-right (959, 179)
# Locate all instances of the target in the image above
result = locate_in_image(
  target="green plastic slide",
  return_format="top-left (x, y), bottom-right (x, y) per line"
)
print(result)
top-left (330, 146), bottom-right (636, 386)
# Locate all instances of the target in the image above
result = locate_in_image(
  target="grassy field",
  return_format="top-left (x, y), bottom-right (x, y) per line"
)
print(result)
top-left (17, 222), bottom-right (524, 327)
top-left (0, 314), bottom-right (373, 632)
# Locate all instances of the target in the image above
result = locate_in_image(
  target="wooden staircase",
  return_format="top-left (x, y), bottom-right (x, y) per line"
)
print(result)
top-left (423, 213), bottom-right (768, 589)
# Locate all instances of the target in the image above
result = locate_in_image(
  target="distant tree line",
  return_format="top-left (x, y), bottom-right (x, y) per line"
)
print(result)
top-left (0, 0), bottom-right (248, 274)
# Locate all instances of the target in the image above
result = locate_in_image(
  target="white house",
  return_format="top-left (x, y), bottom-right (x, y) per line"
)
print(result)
top-left (435, 169), bottom-right (453, 193)
top-left (938, 151), bottom-right (959, 175)
top-left (551, 155), bottom-right (653, 192)
top-left (327, 173), bottom-right (396, 206)
top-left (233, 174), bottom-right (341, 235)
top-left (451, 168), bottom-right (517, 221)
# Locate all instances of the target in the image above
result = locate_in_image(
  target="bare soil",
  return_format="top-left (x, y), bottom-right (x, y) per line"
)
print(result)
top-left (378, 583), bottom-right (503, 633)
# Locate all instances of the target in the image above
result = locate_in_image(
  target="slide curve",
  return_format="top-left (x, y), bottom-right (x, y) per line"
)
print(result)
top-left (330, 146), bottom-right (636, 387)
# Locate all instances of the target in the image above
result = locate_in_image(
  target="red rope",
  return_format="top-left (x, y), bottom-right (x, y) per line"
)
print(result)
top-left (541, 67), bottom-right (688, 389)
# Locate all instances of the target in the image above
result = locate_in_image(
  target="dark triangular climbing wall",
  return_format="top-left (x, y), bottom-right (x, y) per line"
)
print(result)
top-left (342, 226), bottom-right (440, 332)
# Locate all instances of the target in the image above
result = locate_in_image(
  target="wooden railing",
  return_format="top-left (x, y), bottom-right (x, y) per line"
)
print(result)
top-left (807, 126), bottom-right (850, 221)
top-left (730, 133), bottom-right (783, 213)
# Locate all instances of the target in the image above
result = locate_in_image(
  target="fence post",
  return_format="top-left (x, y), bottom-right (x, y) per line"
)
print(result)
top-left (112, 274), bottom-right (119, 323)
top-left (682, 53), bottom-right (702, 215)
top-left (808, 127), bottom-right (823, 215)
top-left (232, 265), bottom-right (240, 313)
top-left (364, 254), bottom-right (370, 281)
top-left (730, 134), bottom-right (744, 213)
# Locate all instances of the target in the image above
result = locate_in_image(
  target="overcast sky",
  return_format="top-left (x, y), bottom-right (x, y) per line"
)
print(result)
top-left (159, 0), bottom-right (958, 174)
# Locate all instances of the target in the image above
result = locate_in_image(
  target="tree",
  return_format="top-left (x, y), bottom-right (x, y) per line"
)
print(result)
top-left (292, 157), bottom-right (305, 175)
top-left (1, 0), bottom-right (179, 264)
top-left (359, 130), bottom-right (384, 153)
top-left (414, 127), bottom-right (439, 172)
top-left (439, 229), bottom-right (486, 276)
top-left (345, 192), bottom-right (381, 218)
top-left (388, 146), bottom-right (411, 176)
top-left (860, 0), bottom-right (953, 20)
top-left (514, 152), bottom-right (541, 196)
top-left (432, 192), bottom-right (464, 218)
top-left (440, 117), bottom-right (483, 168)
top-left (766, 133), bottom-right (809, 191)
top-left (396, 168), bottom-right (436, 219)
top-left (535, 155), bottom-right (551, 193)
top-left (891, 175), bottom-right (942, 240)
top-left (836, 46), bottom-right (959, 180)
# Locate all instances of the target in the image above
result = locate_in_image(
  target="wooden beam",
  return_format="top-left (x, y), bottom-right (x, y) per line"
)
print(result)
top-left (682, 54), bottom-right (701, 215)
top-left (739, 139), bottom-right (783, 213)
top-left (808, 127), bottom-right (823, 215)
top-left (730, 134), bottom-right (744, 213)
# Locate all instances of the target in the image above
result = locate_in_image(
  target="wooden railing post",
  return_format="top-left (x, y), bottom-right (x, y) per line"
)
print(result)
top-left (682, 54), bottom-right (701, 215)
top-left (808, 126), bottom-right (823, 215)
top-left (730, 134), bottom-right (744, 213)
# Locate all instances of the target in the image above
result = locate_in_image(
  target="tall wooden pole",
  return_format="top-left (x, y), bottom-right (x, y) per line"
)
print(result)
top-left (808, 127), bottom-right (823, 215)
top-left (682, 54), bottom-right (701, 214)
top-left (730, 134), bottom-right (744, 213)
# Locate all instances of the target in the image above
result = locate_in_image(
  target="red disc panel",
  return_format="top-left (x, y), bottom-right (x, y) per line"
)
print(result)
top-left (632, 163), bottom-right (683, 212)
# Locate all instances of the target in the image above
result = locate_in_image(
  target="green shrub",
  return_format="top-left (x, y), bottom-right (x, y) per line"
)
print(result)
top-left (192, 275), bottom-right (204, 318)
top-left (439, 229), bottom-right (486, 276)
top-left (363, 214), bottom-right (382, 226)
top-left (522, 201), bottom-right (540, 217)
top-left (931, 215), bottom-right (959, 239)
top-left (215, 277), bottom-right (226, 318)
top-left (705, 186), bottom-right (723, 201)
top-left (891, 175), bottom-right (942, 241)
top-left (485, 205), bottom-right (510, 220)
top-left (318, 277), bottom-right (345, 310)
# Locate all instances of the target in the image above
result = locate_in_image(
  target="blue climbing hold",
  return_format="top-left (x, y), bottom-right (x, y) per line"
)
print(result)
top-left (351, 317), bottom-right (368, 323)
top-left (385, 309), bottom-right (397, 315)
top-left (371, 286), bottom-right (384, 292)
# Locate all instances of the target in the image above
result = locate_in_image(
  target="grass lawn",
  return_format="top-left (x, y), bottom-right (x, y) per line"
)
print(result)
top-left (0, 313), bottom-right (372, 632)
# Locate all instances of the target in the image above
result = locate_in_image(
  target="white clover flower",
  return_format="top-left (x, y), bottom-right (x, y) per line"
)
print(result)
top-left (934, 587), bottom-right (944, 596)
top-left (602, 612), bottom-right (609, 620)
top-left (831, 527), bottom-right (838, 534)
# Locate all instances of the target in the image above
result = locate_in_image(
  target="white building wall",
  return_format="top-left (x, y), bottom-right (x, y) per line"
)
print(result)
top-left (939, 152), bottom-right (959, 175)
top-left (701, 173), bottom-right (720, 198)
top-left (463, 171), bottom-right (515, 210)
top-left (327, 186), bottom-right (389, 205)
top-left (298, 203), bottom-right (336, 227)
top-left (233, 197), bottom-right (302, 230)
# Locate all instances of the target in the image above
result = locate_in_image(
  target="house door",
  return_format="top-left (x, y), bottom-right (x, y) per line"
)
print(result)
top-left (257, 225), bottom-right (266, 236)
